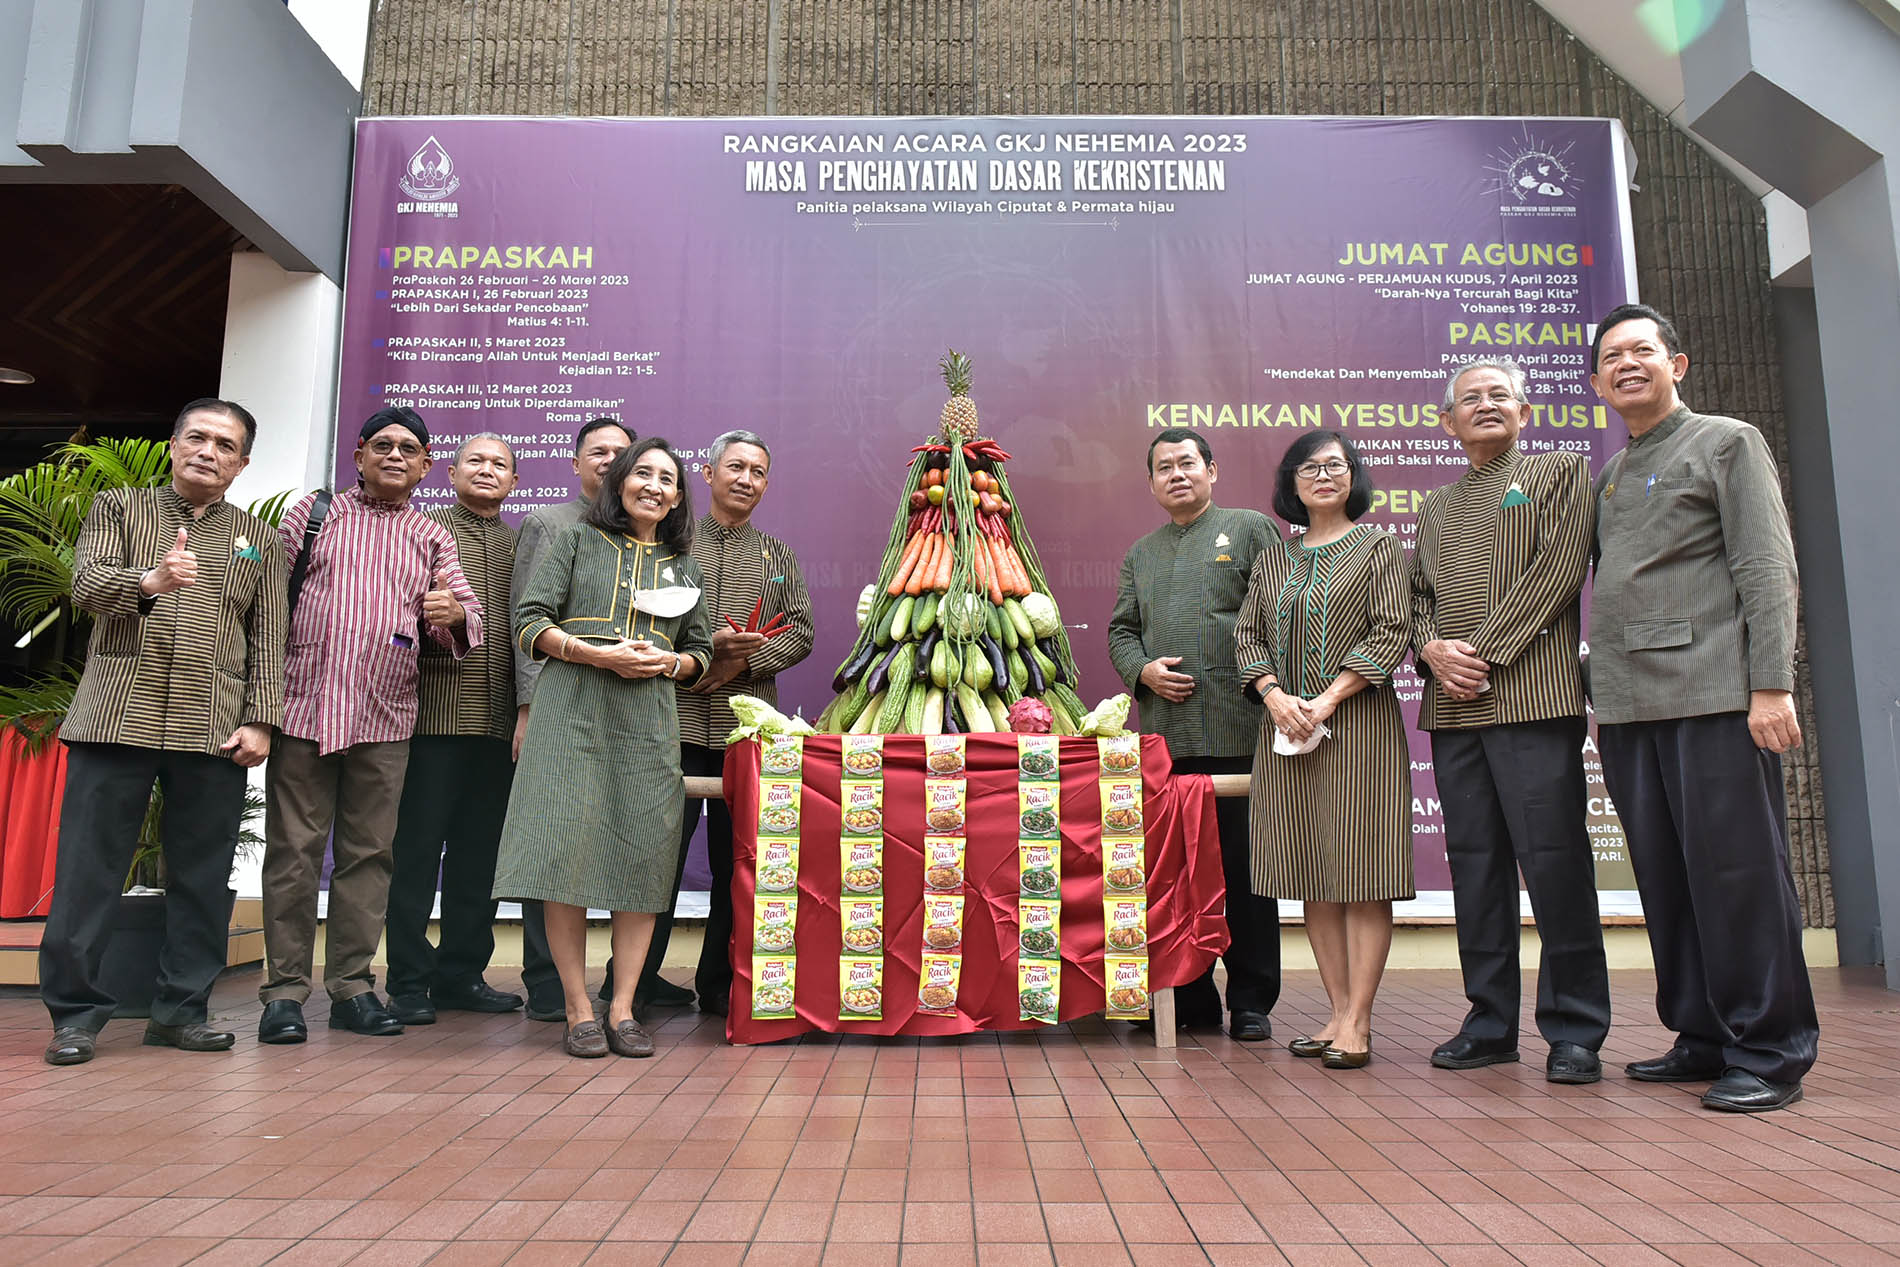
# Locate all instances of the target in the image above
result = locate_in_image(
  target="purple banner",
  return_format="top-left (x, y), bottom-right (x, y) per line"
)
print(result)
top-left (339, 115), bottom-right (1638, 904)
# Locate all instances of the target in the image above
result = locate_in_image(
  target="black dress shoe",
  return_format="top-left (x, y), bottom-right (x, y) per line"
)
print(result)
top-left (258, 999), bottom-right (308, 1045)
top-left (432, 980), bottom-right (522, 1013)
top-left (1701, 1067), bottom-right (1804, 1113)
top-left (329, 993), bottom-right (404, 1036)
top-left (524, 989), bottom-right (566, 1022)
top-left (699, 992), bottom-right (729, 1018)
top-left (144, 1021), bottom-right (236, 1051)
top-left (388, 994), bottom-right (437, 1025)
top-left (1229, 1011), bottom-right (1271, 1042)
top-left (45, 1027), bottom-right (96, 1066)
top-left (1625, 1046), bottom-right (1724, 1083)
top-left (1545, 1040), bottom-right (1602, 1085)
top-left (639, 977), bottom-right (696, 1008)
top-left (1430, 1033), bottom-right (1520, 1070)
top-left (1288, 1036), bottom-right (1330, 1058)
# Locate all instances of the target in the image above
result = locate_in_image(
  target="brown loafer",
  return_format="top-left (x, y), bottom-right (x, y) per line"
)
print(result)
top-left (564, 1020), bottom-right (608, 1058)
top-left (607, 1018), bottom-right (655, 1058)
top-left (1321, 1044), bottom-right (1372, 1070)
top-left (1288, 1036), bottom-right (1330, 1058)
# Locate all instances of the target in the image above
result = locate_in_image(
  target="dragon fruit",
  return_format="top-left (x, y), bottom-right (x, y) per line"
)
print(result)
top-left (1008, 697), bottom-right (1053, 734)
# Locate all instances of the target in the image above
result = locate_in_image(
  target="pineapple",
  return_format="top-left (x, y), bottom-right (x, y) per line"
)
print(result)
top-left (938, 350), bottom-right (979, 441)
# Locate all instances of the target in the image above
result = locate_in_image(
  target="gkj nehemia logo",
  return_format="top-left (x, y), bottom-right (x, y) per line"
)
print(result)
top-left (1483, 127), bottom-right (1580, 212)
top-left (397, 135), bottom-right (460, 213)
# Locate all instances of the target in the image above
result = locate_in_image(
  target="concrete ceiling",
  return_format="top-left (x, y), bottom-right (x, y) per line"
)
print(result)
top-left (1528, 0), bottom-right (1814, 282)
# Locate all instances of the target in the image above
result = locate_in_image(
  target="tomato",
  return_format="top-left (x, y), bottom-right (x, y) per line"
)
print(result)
top-left (996, 498), bottom-right (1011, 516)
top-left (926, 485), bottom-right (945, 506)
top-left (909, 490), bottom-right (928, 510)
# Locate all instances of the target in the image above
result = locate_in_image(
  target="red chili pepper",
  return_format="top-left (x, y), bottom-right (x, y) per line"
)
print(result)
top-left (759, 612), bottom-right (788, 636)
top-left (746, 595), bottom-right (765, 632)
top-left (725, 616), bottom-right (744, 633)
top-left (910, 443), bottom-right (950, 455)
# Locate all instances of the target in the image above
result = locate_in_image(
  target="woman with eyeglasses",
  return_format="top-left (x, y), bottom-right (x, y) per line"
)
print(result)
top-left (1234, 431), bottom-right (1413, 1069)
top-left (493, 439), bottom-right (712, 1059)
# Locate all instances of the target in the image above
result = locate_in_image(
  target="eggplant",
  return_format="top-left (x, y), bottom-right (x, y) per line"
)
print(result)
top-left (1023, 645), bottom-right (1047, 695)
top-left (864, 640), bottom-right (906, 696)
top-left (1037, 638), bottom-right (1067, 685)
top-left (836, 636), bottom-right (882, 691)
top-left (981, 633), bottom-right (1008, 686)
top-left (914, 628), bottom-right (941, 682)
top-left (943, 698), bottom-right (962, 733)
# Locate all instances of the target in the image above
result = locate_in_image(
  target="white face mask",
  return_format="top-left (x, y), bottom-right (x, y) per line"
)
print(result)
top-left (632, 584), bottom-right (702, 619)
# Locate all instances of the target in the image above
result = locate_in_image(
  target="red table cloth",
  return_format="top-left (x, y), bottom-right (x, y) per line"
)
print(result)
top-left (0, 728), bottom-right (67, 919)
top-left (723, 733), bottom-right (1228, 1042)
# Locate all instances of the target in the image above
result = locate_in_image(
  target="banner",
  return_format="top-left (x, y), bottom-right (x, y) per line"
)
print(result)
top-left (338, 115), bottom-right (1640, 910)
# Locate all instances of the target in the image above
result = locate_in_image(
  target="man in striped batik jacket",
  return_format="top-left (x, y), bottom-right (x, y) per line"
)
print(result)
top-left (256, 407), bottom-right (483, 1044)
top-left (41, 399), bottom-right (286, 1066)
top-left (1411, 358), bottom-right (1610, 1086)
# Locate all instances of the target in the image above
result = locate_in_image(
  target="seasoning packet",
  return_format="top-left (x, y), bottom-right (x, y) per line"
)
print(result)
top-left (1098, 733), bottom-right (1141, 777)
top-left (917, 952), bottom-right (962, 1016)
top-left (1104, 955), bottom-right (1152, 1020)
top-left (1017, 734), bottom-right (1059, 782)
top-left (760, 734), bottom-right (804, 777)
top-left (757, 838), bottom-right (798, 895)
top-left (924, 734), bottom-right (966, 778)
top-left (1018, 781), bottom-right (1060, 841)
top-left (923, 778), bottom-right (967, 837)
top-left (841, 779), bottom-right (884, 837)
top-left (923, 836), bottom-right (966, 893)
top-left (1100, 777), bottom-right (1143, 836)
top-left (840, 734), bottom-right (884, 779)
top-left (752, 954), bottom-right (796, 1019)
top-left (1104, 894), bottom-right (1148, 956)
top-left (841, 837), bottom-right (883, 896)
top-left (839, 955), bottom-right (884, 1021)
top-left (1019, 960), bottom-right (1060, 1024)
top-left (1019, 841), bottom-right (1060, 901)
top-left (1103, 838), bottom-right (1146, 894)
top-left (757, 778), bottom-right (802, 839)
top-left (922, 893), bottom-right (965, 954)
top-left (1018, 898), bottom-right (1060, 962)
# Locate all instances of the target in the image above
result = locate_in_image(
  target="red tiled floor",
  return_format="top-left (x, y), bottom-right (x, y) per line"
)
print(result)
top-left (3, 966), bottom-right (1899, 1264)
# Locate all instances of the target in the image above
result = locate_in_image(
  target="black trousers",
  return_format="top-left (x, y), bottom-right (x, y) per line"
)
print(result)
top-left (678, 743), bottom-right (735, 1003)
top-left (1431, 716), bottom-right (1610, 1048)
top-left (385, 735), bottom-right (515, 999)
top-left (1600, 712), bottom-right (1818, 1083)
top-left (1172, 754), bottom-right (1282, 1018)
top-left (40, 742), bottom-right (246, 1033)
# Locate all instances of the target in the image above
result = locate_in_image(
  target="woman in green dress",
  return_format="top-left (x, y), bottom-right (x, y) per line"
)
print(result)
top-left (1235, 431), bottom-right (1413, 1069)
top-left (494, 439), bottom-right (713, 1059)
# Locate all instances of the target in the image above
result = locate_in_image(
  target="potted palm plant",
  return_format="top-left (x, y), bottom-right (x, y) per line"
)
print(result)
top-left (0, 436), bottom-right (290, 1014)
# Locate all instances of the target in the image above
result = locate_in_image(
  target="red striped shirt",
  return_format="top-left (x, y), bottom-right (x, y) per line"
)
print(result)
top-left (278, 486), bottom-right (483, 754)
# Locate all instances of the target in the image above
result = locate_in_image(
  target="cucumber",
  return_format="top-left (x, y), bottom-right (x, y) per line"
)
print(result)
top-left (913, 592), bottom-right (938, 636)
top-left (982, 691), bottom-right (1012, 733)
top-left (985, 603), bottom-right (1003, 642)
top-left (886, 595), bottom-right (915, 643)
top-left (921, 686), bottom-right (945, 734)
top-left (849, 689), bottom-right (885, 735)
top-left (1007, 650), bottom-right (1028, 695)
top-left (998, 603), bottom-right (1019, 650)
top-left (877, 674), bottom-right (911, 732)
top-left (955, 683), bottom-right (990, 733)
top-left (832, 680), bottom-right (871, 732)
top-left (1003, 597), bottom-right (1034, 645)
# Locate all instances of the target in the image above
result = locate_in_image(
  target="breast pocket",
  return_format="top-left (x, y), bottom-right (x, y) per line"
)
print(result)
top-left (1626, 617), bottom-right (1692, 651)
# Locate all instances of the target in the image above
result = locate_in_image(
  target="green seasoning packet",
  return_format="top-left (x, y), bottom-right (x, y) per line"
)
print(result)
top-left (752, 954), bottom-right (796, 1019)
top-left (1019, 960), bottom-right (1060, 1024)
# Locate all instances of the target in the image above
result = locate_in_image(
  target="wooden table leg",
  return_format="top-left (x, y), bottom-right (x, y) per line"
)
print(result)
top-left (1152, 985), bottom-right (1176, 1049)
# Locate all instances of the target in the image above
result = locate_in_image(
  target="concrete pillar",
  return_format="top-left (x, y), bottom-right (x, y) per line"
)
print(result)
top-left (1680, 0), bottom-right (1900, 981)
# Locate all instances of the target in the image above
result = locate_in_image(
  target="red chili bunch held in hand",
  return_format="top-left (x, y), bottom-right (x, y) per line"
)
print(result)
top-left (727, 595), bottom-right (790, 638)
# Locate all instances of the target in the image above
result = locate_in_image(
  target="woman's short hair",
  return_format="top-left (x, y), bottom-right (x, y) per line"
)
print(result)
top-left (585, 438), bottom-right (694, 552)
top-left (1271, 431), bottom-right (1374, 526)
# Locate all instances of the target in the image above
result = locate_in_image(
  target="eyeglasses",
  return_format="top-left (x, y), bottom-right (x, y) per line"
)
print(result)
top-left (1295, 459), bottom-right (1349, 480)
top-left (367, 438), bottom-right (425, 458)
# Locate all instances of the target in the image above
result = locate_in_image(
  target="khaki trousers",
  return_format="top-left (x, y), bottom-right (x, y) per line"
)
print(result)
top-left (260, 735), bottom-right (410, 1004)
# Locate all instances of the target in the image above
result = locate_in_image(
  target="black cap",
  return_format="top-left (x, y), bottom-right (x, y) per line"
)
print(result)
top-left (359, 406), bottom-right (429, 448)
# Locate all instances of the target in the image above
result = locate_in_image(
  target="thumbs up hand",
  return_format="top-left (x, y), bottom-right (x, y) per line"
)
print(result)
top-left (140, 525), bottom-right (198, 596)
top-left (422, 568), bottom-right (465, 628)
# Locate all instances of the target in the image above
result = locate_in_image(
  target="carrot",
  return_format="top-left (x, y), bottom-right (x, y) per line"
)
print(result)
top-left (997, 538), bottom-right (1020, 600)
top-left (906, 534), bottom-right (937, 597)
top-left (1005, 541), bottom-right (1032, 596)
top-left (984, 536), bottom-right (1010, 598)
top-left (933, 532), bottom-right (955, 591)
top-left (887, 531), bottom-right (926, 596)
top-left (978, 538), bottom-right (1004, 605)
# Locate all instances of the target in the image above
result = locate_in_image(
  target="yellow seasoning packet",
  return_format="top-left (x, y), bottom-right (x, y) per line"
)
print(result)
top-left (1018, 782), bottom-right (1060, 841)
top-left (1018, 898), bottom-right (1060, 962)
top-left (1104, 955), bottom-right (1152, 1020)
top-left (1104, 838), bottom-right (1146, 894)
top-left (840, 734), bottom-right (884, 779)
top-left (923, 734), bottom-right (966, 778)
top-left (1019, 841), bottom-right (1059, 901)
top-left (1104, 895), bottom-right (1149, 957)
top-left (923, 778), bottom-right (967, 837)
top-left (842, 837), bottom-right (883, 896)
top-left (757, 838), bottom-right (797, 894)
top-left (757, 779), bottom-right (802, 839)
top-left (917, 952), bottom-right (961, 1016)
top-left (840, 897), bottom-right (884, 956)
top-left (1019, 960), bottom-right (1060, 1023)
top-left (752, 955), bottom-right (797, 1019)
top-left (922, 893), bottom-right (965, 954)
top-left (841, 779), bottom-right (884, 838)
top-left (839, 955), bottom-right (884, 1021)
top-left (923, 836), bottom-right (967, 893)
top-left (1100, 777), bottom-right (1143, 836)
top-left (1098, 733), bottom-right (1141, 777)
top-left (753, 894), bottom-right (798, 956)
top-left (760, 734), bottom-right (804, 777)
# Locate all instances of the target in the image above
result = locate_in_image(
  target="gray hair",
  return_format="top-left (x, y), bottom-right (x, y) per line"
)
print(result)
top-left (708, 429), bottom-right (771, 469)
top-left (452, 432), bottom-right (518, 469)
top-left (1442, 358), bottom-right (1530, 410)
